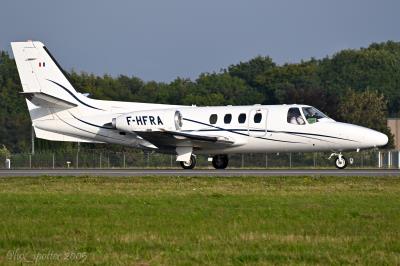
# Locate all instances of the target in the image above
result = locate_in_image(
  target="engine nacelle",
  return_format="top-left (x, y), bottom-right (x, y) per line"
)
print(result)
top-left (112, 109), bottom-right (183, 132)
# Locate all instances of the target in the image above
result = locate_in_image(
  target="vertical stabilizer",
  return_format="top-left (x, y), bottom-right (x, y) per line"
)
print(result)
top-left (11, 41), bottom-right (102, 143)
top-left (11, 41), bottom-right (78, 98)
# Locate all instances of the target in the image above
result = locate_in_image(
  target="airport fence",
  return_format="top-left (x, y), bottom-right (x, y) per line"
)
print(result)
top-left (0, 149), bottom-right (399, 169)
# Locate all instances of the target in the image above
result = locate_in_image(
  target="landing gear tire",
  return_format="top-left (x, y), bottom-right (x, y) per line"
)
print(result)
top-left (212, 154), bottom-right (229, 169)
top-left (335, 156), bottom-right (347, 169)
top-left (180, 155), bottom-right (196, 170)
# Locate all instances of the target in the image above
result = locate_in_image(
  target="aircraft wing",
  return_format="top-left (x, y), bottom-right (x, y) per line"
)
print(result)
top-left (134, 130), bottom-right (235, 150)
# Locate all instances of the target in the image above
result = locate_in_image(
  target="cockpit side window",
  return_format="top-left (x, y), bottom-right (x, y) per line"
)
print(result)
top-left (287, 107), bottom-right (305, 125)
top-left (302, 107), bottom-right (328, 124)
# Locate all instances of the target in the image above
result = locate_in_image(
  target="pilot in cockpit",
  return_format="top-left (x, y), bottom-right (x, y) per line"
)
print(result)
top-left (287, 108), bottom-right (305, 125)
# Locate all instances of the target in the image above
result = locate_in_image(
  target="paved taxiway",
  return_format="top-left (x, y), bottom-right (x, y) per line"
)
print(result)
top-left (0, 169), bottom-right (399, 177)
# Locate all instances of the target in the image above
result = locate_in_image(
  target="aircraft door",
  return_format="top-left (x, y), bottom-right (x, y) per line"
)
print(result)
top-left (248, 108), bottom-right (267, 137)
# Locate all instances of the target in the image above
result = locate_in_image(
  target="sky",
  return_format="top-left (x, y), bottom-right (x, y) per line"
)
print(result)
top-left (1, 0), bottom-right (399, 82)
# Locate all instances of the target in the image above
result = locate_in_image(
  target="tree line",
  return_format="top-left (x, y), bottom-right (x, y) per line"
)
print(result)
top-left (1, 41), bottom-right (399, 152)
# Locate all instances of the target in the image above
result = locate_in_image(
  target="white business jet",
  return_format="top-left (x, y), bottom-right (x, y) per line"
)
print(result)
top-left (11, 41), bottom-right (388, 169)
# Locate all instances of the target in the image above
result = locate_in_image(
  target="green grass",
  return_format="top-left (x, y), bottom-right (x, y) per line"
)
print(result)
top-left (0, 176), bottom-right (399, 265)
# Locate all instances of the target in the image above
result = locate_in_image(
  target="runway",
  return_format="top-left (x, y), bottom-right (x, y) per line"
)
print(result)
top-left (0, 169), bottom-right (399, 177)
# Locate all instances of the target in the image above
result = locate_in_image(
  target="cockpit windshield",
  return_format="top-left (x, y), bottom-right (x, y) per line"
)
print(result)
top-left (302, 107), bottom-right (328, 124)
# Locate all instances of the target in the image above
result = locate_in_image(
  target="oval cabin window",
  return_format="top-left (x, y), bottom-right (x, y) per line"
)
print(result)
top-left (254, 113), bottom-right (262, 123)
top-left (224, 114), bottom-right (232, 124)
top-left (210, 114), bottom-right (218, 124)
top-left (238, 113), bottom-right (246, 124)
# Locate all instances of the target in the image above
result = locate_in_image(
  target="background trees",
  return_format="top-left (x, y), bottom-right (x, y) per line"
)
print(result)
top-left (0, 51), bottom-right (31, 152)
top-left (0, 41), bottom-right (399, 152)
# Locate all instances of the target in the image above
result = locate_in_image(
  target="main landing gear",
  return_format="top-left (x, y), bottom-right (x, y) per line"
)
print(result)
top-left (180, 154), bottom-right (197, 170)
top-left (179, 154), bottom-right (229, 170)
top-left (212, 154), bottom-right (229, 169)
top-left (329, 152), bottom-right (348, 169)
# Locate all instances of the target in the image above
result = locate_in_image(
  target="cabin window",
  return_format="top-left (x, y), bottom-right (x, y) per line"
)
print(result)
top-left (302, 107), bottom-right (328, 124)
top-left (210, 114), bottom-right (218, 124)
top-left (287, 107), bottom-right (305, 125)
top-left (224, 114), bottom-right (232, 124)
top-left (254, 113), bottom-right (262, 123)
top-left (238, 113), bottom-right (246, 124)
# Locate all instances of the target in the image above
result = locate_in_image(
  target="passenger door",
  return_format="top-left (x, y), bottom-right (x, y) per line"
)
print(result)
top-left (248, 108), bottom-right (267, 137)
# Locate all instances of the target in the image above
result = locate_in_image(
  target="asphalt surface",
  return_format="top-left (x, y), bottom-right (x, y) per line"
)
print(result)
top-left (0, 169), bottom-right (399, 177)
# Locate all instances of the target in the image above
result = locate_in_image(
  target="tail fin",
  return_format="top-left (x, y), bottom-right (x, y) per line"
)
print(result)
top-left (11, 41), bottom-right (80, 104)
top-left (11, 41), bottom-right (102, 143)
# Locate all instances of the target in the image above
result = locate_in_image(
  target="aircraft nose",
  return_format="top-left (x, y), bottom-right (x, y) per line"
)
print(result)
top-left (366, 130), bottom-right (388, 147)
top-left (375, 132), bottom-right (388, 147)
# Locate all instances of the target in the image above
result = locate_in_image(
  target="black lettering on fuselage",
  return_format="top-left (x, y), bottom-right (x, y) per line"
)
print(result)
top-left (136, 116), bottom-right (143, 125)
top-left (130, 115), bottom-right (163, 126)
top-left (149, 116), bottom-right (156, 125)
top-left (126, 116), bottom-right (132, 125)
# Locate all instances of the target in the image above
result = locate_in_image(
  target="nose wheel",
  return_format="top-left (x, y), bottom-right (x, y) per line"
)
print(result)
top-left (180, 155), bottom-right (197, 169)
top-left (212, 154), bottom-right (229, 169)
top-left (329, 153), bottom-right (348, 169)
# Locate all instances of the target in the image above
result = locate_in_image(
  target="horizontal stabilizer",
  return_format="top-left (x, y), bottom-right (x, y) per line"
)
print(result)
top-left (34, 127), bottom-right (104, 143)
top-left (21, 92), bottom-right (77, 109)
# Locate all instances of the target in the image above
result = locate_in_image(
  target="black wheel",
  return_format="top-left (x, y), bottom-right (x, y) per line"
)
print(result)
top-left (212, 154), bottom-right (229, 169)
top-left (335, 156), bottom-right (347, 169)
top-left (180, 155), bottom-right (196, 170)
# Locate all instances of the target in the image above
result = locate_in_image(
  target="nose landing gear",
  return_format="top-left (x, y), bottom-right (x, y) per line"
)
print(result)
top-left (329, 153), bottom-right (348, 169)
